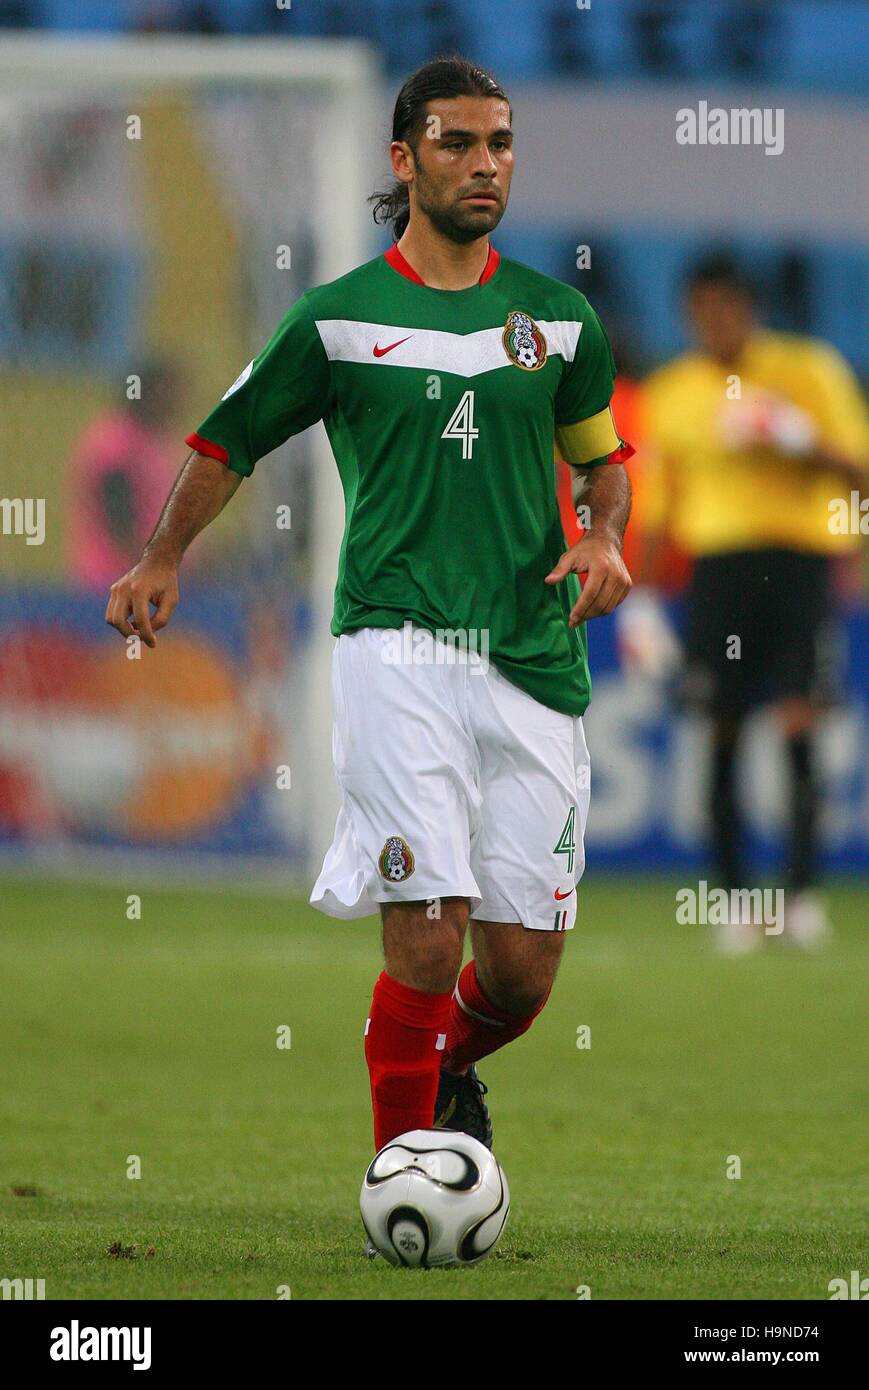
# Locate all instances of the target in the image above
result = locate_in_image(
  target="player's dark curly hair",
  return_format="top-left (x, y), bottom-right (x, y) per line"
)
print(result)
top-left (368, 56), bottom-right (511, 242)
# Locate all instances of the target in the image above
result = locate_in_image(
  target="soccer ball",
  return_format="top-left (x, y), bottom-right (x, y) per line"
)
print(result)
top-left (516, 342), bottom-right (539, 369)
top-left (359, 1128), bottom-right (509, 1268)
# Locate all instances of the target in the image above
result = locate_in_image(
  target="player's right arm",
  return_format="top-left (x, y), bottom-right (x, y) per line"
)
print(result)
top-left (105, 451), bottom-right (241, 648)
top-left (105, 292), bottom-right (333, 648)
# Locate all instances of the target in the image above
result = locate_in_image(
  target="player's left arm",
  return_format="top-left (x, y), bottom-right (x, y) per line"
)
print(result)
top-left (547, 303), bottom-right (636, 624)
top-left (546, 453), bottom-right (633, 626)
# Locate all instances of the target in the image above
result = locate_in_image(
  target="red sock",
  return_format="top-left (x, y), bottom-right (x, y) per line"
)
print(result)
top-left (442, 960), bottom-right (550, 1074)
top-left (364, 971), bottom-right (453, 1151)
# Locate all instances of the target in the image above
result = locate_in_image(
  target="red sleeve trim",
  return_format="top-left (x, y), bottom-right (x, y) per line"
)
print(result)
top-left (186, 431), bottom-right (229, 464)
top-left (607, 441), bottom-right (635, 465)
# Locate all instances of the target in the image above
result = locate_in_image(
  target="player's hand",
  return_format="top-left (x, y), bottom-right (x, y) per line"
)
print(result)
top-left (545, 534), bottom-right (632, 627)
top-left (105, 559), bottom-right (179, 649)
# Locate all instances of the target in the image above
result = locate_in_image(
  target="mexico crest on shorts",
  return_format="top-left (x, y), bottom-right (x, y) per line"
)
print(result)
top-left (378, 836), bottom-right (416, 883)
top-left (502, 310), bottom-right (547, 371)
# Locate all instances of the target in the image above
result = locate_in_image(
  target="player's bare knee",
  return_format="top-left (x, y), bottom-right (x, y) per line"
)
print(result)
top-left (381, 897), bottom-right (468, 993)
top-left (385, 934), bottom-right (463, 994)
top-left (476, 963), bottom-right (554, 1017)
top-left (488, 976), bottom-right (552, 1017)
top-left (477, 932), bottom-right (563, 1015)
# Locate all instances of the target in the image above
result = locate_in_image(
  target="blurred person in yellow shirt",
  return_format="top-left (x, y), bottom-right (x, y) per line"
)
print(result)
top-left (629, 255), bottom-right (868, 951)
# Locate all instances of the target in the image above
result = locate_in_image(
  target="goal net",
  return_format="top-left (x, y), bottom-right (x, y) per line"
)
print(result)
top-left (0, 34), bottom-right (379, 886)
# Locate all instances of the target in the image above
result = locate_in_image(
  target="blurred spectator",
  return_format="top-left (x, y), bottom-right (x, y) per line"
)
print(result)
top-left (67, 357), bottom-right (185, 590)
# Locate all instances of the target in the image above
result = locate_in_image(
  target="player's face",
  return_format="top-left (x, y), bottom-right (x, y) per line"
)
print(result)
top-left (686, 285), bottom-right (754, 362)
top-left (398, 97), bottom-right (513, 244)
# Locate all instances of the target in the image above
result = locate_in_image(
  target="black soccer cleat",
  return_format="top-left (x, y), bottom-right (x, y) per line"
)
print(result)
top-left (433, 1064), bottom-right (493, 1150)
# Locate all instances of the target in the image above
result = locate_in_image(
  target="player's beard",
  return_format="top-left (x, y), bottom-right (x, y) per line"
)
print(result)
top-left (413, 164), bottom-right (506, 246)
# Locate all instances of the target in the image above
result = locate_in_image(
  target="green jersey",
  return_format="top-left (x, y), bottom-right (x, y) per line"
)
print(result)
top-left (187, 243), bottom-right (629, 716)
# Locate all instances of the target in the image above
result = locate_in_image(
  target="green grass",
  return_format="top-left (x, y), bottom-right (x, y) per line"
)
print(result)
top-left (0, 875), bottom-right (866, 1300)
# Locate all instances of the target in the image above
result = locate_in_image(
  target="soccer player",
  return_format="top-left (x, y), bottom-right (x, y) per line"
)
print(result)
top-left (105, 58), bottom-right (633, 1171)
top-left (635, 255), bottom-right (868, 951)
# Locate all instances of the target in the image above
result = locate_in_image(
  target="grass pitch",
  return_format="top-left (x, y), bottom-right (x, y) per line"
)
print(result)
top-left (0, 875), bottom-right (866, 1300)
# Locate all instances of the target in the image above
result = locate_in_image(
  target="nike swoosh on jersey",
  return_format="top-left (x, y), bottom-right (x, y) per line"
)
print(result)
top-left (554, 887), bottom-right (575, 901)
top-left (372, 335), bottom-right (413, 357)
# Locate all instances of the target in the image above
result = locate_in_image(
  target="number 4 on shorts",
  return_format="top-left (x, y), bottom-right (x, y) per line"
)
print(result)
top-left (553, 806), bottom-right (576, 876)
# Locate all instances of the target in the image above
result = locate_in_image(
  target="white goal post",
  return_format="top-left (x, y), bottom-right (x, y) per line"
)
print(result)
top-left (0, 35), bottom-right (380, 883)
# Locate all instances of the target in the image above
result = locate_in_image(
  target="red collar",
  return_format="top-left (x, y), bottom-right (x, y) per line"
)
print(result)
top-left (384, 241), bottom-right (500, 287)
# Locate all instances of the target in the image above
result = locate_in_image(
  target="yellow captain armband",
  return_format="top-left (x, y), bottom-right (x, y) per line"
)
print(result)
top-left (555, 406), bottom-right (633, 467)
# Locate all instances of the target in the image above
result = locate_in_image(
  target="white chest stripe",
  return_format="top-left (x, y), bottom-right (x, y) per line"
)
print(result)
top-left (314, 318), bottom-right (582, 377)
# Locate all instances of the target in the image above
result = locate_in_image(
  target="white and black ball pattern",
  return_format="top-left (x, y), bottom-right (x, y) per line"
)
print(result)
top-left (359, 1129), bottom-right (510, 1269)
top-left (516, 342), bottom-right (539, 369)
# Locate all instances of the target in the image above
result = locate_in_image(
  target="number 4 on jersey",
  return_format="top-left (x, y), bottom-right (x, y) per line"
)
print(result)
top-left (441, 389), bottom-right (479, 460)
top-left (553, 806), bottom-right (576, 875)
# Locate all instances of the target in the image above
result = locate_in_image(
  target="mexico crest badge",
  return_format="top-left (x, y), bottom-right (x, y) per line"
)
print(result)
top-left (502, 310), bottom-right (547, 371)
top-left (378, 836), bottom-right (416, 883)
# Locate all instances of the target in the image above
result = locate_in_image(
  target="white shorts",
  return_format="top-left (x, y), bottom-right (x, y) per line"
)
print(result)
top-left (309, 627), bottom-right (591, 931)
